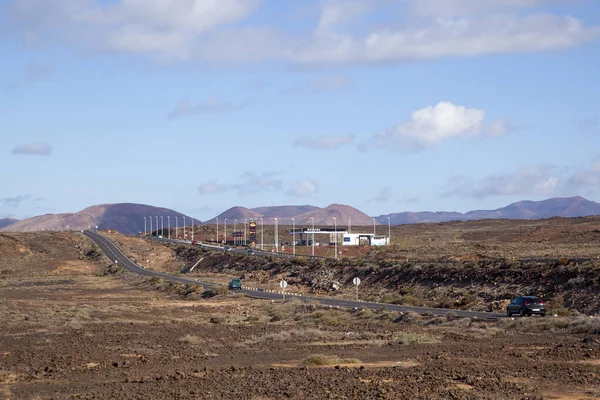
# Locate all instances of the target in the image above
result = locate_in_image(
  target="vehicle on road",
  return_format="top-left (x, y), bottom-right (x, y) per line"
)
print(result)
top-left (224, 246), bottom-right (232, 252)
top-left (228, 278), bottom-right (242, 290)
top-left (247, 249), bottom-right (255, 255)
top-left (506, 296), bottom-right (546, 317)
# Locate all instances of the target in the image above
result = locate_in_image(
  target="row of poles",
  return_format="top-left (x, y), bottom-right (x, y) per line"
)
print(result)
top-left (143, 216), bottom-right (196, 241)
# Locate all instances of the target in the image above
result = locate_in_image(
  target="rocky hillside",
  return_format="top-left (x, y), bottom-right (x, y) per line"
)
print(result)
top-left (376, 196), bottom-right (600, 224)
top-left (0, 218), bottom-right (18, 229)
top-left (0, 203), bottom-right (196, 235)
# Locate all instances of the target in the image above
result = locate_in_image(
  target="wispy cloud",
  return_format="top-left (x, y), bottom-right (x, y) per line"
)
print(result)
top-left (26, 62), bottom-right (55, 81)
top-left (369, 187), bottom-right (393, 203)
top-left (1, 194), bottom-right (32, 207)
top-left (445, 165), bottom-right (562, 199)
top-left (286, 180), bottom-right (319, 198)
top-left (198, 181), bottom-right (229, 195)
top-left (568, 159), bottom-right (600, 188)
top-left (294, 134), bottom-right (355, 150)
top-left (168, 98), bottom-right (249, 119)
top-left (11, 142), bottom-right (53, 156)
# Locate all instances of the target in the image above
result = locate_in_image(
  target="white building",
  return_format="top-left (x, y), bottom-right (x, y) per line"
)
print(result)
top-left (342, 233), bottom-right (389, 246)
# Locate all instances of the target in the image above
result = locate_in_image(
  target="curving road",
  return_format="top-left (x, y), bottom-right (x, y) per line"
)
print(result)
top-left (84, 230), bottom-right (505, 319)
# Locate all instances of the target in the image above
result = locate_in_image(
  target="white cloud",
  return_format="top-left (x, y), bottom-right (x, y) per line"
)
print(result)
top-left (233, 172), bottom-right (282, 195)
top-left (374, 101), bottom-right (505, 151)
top-left (198, 180), bottom-right (229, 195)
top-left (446, 165), bottom-right (561, 199)
top-left (294, 134), bottom-right (355, 150)
top-left (11, 142), bottom-right (53, 156)
top-left (8, 0), bottom-right (598, 65)
top-left (168, 98), bottom-right (249, 119)
top-left (287, 180), bottom-right (319, 197)
top-left (568, 159), bottom-right (600, 187)
top-left (408, 0), bottom-right (547, 18)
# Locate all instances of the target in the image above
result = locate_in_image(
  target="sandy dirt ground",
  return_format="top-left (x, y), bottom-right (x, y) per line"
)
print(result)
top-left (1, 232), bottom-right (600, 399)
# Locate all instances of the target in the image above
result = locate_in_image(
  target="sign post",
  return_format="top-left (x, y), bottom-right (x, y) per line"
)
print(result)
top-left (280, 280), bottom-right (288, 300)
top-left (352, 277), bottom-right (361, 301)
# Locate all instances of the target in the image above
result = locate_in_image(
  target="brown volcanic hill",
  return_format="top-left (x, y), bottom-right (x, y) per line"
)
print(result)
top-left (0, 203), bottom-right (196, 235)
top-left (251, 205), bottom-right (320, 218)
top-left (0, 218), bottom-right (18, 229)
top-left (293, 204), bottom-right (378, 226)
top-left (213, 206), bottom-right (263, 222)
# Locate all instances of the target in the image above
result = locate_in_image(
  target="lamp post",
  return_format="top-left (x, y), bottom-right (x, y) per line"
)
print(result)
top-left (234, 219), bottom-right (237, 246)
top-left (216, 218), bottom-right (219, 245)
top-left (155, 217), bottom-right (158, 237)
top-left (168, 216), bottom-right (171, 239)
top-left (175, 216), bottom-right (178, 239)
top-left (144, 217), bottom-right (146, 236)
top-left (244, 218), bottom-right (247, 246)
top-left (183, 216), bottom-right (186, 240)
top-left (291, 218), bottom-right (295, 256)
top-left (388, 216), bottom-right (391, 246)
top-left (160, 216), bottom-right (163, 237)
top-left (274, 218), bottom-right (278, 252)
top-left (333, 217), bottom-right (337, 259)
top-left (224, 218), bottom-right (227, 246)
top-left (310, 217), bottom-right (315, 256)
top-left (373, 218), bottom-right (376, 236)
top-left (191, 218), bottom-right (194, 241)
top-left (149, 217), bottom-right (152, 236)
top-left (260, 218), bottom-right (263, 250)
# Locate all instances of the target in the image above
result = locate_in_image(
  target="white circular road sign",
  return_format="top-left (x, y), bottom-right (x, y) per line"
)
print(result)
top-left (280, 280), bottom-right (288, 289)
top-left (352, 277), bottom-right (361, 286)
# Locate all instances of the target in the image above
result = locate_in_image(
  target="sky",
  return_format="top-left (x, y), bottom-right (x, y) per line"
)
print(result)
top-left (1, 0), bottom-right (599, 222)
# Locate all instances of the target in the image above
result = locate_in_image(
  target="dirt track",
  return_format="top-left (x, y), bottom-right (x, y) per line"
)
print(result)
top-left (2, 232), bottom-right (600, 399)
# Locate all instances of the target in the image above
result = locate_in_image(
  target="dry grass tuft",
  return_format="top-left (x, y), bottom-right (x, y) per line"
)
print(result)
top-left (302, 354), bottom-right (361, 366)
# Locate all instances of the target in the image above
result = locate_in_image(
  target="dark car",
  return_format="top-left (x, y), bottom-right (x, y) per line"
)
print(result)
top-left (506, 296), bottom-right (546, 317)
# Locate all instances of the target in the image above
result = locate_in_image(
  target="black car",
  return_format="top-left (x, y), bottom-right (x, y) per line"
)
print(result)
top-left (506, 296), bottom-right (546, 317)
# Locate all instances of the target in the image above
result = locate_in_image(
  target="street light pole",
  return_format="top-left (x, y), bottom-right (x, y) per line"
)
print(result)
top-left (149, 216), bottom-right (152, 236)
top-left (216, 218), bottom-right (219, 245)
top-left (333, 217), bottom-right (337, 259)
top-left (224, 218), bottom-right (227, 246)
top-left (183, 216), bottom-right (186, 240)
top-left (175, 217), bottom-right (178, 239)
top-left (373, 218), bottom-right (376, 236)
top-left (234, 219), bottom-right (237, 246)
top-left (291, 218), bottom-right (295, 256)
top-left (191, 218), bottom-right (194, 242)
top-left (274, 218), bottom-right (278, 252)
top-left (260, 218), bottom-right (263, 250)
top-left (155, 216), bottom-right (158, 237)
top-left (388, 216), bottom-right (391, 246)
top-left (144, 217), bottom-right (146, 236)
top-left (310, 217), bottom-right (315, 256)
top-left (160, 216), bottom-right (163, 237)
top-left (168, 216), bottom-right (171, 239)
top-left (244, 218), bottom-right (247, 246)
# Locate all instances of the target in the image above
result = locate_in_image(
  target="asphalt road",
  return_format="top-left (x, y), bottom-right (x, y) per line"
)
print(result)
top-left (85, 230), bottom-right (505, 319)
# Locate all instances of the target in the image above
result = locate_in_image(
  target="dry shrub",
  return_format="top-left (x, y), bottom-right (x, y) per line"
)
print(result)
top-left (252, 328), bottom-right (336, 344)
top-left (389, 331), bottom-right (440, 345)
top-left (210, 316), bottom-right (226, 324)
top-left (499, 317), bottom-right (571, 332)
top-left (310, 309), bottom-right (352, 327)
top-left (569, 316), bottom-right (600, 334)
top-left (202, 286), bottom-right (228, 299)
top-left (302, 354), bottom-right (361, 366)
top-left (178, 334), bottom-right (206, 345)
top-left (393, 311), bottom-right (421, 324)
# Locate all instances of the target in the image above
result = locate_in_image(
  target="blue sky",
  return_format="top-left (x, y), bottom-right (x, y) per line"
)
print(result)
top-left (1, 0), bottom-right (599, 221)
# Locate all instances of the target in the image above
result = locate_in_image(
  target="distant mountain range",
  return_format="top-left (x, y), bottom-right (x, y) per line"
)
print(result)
top-left (0, 218), bottom-right (19, 229)
top-left (374, 196), bottom-right (600, 224)
top-left (2, 196), bottom-right (599, 235)
top-left (0, 203), bottom-right (195, 235)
